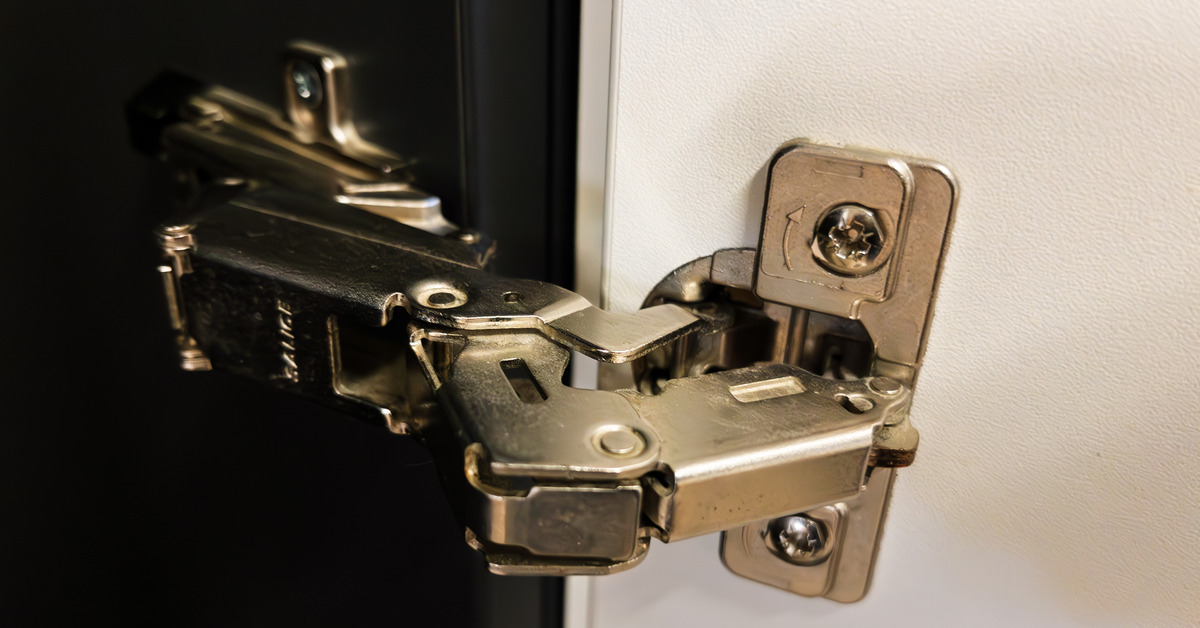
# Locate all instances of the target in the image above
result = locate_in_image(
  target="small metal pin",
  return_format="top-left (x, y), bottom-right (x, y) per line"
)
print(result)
top-left (868, 376), bottom-right (903, 396)
top-left (597, 427), bottom-right (644, 456)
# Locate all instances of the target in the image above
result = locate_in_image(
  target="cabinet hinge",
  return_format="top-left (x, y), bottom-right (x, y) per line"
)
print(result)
top-left (129, 43), bottom-right (956, 602)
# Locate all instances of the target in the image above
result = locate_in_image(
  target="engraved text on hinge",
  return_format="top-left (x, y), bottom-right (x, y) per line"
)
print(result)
top-left (276, 300), bottom-right (299, 382)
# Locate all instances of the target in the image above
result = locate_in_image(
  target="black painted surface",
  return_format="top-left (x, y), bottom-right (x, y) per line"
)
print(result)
top-left (0, 1), bottom-right (576, 626)
top-left (461, 0), bottom-right (580, 288)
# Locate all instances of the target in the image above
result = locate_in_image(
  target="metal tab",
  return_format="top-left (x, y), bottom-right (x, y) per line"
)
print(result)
top-left (721, 467), bottom-right (894, 601)
top-left (755, 141), bottom-right (958, 378)
top-left (707, 141), bottom-right (956, 601)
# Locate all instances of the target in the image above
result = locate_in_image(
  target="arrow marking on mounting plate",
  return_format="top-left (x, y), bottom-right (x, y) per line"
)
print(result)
top-left (782, 207), bottom-right (806, 271)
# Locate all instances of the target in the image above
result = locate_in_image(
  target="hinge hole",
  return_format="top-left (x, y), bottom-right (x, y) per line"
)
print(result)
top-left (502, 358), bottom-right (546, 403)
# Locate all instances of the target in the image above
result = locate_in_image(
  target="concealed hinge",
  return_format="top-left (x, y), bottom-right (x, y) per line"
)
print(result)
top-left (128, 43), bottom-right (955, 602)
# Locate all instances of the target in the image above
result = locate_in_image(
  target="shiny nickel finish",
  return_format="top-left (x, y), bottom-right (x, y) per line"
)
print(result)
top-left (131, 46), bottom-right (956, 603)
top-left (637, 140), bottom-right (955, 600)
top-left (754, 141), bottom-right (957, 383)
top-left (765, 514), bottom-right (831, 565)
top-left (721, 472), bottom-right (894, 602)
top-left (811, 204), bottom-right (888, 275)
top-left (128, 42), bottom-right (454, 234)
top-left (155, 224), bottom-right (211, 372)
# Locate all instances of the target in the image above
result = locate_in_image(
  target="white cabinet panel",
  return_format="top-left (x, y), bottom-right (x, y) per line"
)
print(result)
top-left (592, 1), bottom-right (1200, 626)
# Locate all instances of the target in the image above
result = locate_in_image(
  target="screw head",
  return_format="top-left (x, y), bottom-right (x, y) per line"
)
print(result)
top-left (291, 61), bottom-right (323, 107)
top-left (765, 515), bottom-right (831, 565)
top-left (811, 204), bottom-right (889, 276)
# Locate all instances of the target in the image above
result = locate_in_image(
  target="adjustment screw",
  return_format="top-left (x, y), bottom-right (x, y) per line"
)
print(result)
top-left (765, 514), bottom-right (832, 565)
top-left (291, 60), bottom-right (323, 107)
top-left (811, 204), bottom-right (888, 275)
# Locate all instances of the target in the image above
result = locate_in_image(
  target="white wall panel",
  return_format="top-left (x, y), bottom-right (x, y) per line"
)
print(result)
top-left (594, 1), bottom-right (1200, 626)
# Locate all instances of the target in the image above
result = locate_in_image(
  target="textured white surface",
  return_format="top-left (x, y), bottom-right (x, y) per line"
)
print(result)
top-left (594, 1), bottom-right (1200, 626)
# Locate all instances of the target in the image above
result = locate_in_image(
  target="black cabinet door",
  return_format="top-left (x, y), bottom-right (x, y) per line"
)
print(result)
top-left (0, 2), bottom-right (578, 626)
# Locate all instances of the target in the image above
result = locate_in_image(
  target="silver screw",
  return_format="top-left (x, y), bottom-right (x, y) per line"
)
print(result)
top-left (291, 61), bottom-right (323, 107)
top-left (811, 204), bottom-right (888, 275)
top-left (765, 515), bottom-right (831, 565)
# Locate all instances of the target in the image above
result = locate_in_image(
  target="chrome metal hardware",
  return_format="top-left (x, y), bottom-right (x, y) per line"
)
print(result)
top-left (625, 143), bottom-right (957, 600)
top-left (128, 42), bottom-right (451, 234)
top-left (130, 44), bottom-right (956, 603)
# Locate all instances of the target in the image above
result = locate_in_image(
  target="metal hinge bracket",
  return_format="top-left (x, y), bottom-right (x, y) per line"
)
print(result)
top-left (128, 43), bottom-right (956, 602)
